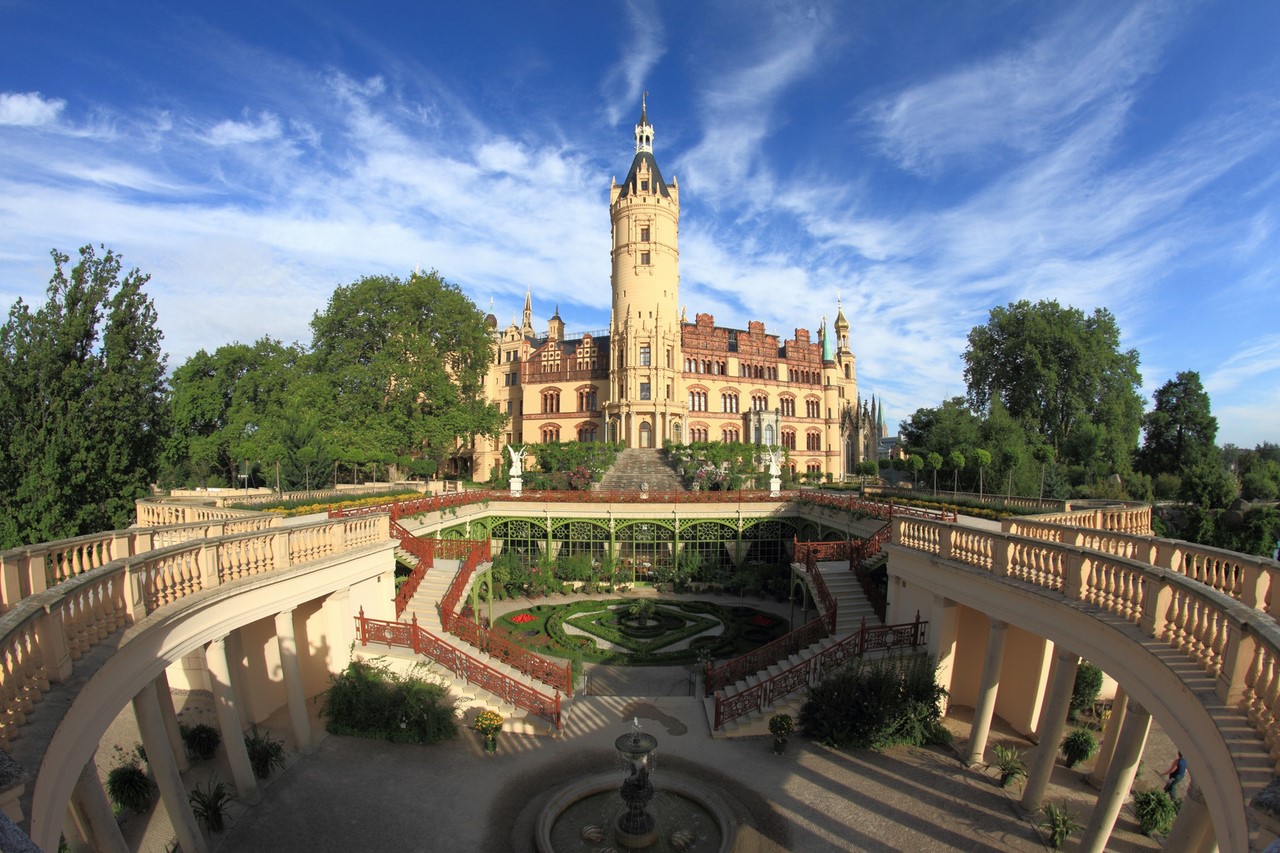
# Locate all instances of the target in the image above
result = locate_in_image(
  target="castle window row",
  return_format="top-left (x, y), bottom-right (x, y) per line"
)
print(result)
top-left (684, 357), bottom-right (727, 375)
top-left (740, 363), bottom-right (779, 380)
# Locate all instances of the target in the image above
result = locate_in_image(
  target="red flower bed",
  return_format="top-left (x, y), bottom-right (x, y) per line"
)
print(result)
top-left (510, 613), bottom-right (536, 624)
top-left (751, 614), bottom-right (776, 627)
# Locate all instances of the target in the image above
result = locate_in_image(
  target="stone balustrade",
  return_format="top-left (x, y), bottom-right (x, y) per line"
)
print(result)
top-left (895, 515), bottom-right (1280, 771)
top-left (0, 514), bottom-right (388, 750)
top-left (134, 498), bottom-right (263, 527)
top-left (0, 517), bottom-right (285, 610)
top-left (1003, 515), bottom-right (1280, 616)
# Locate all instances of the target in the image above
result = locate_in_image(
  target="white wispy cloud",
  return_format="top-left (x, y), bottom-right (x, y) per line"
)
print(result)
top-left (206, 112), bottom-right (284, 146)
top-left (0, 91), bottom-right (66, 126)
top-left (869, 2), bottom-right (1181, 173)
top-left (602, 0), bottom-right (667, 126)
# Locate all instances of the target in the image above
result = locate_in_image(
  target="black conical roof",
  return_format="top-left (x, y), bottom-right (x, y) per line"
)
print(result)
top-left (616, 151), bottom-right (671, 199)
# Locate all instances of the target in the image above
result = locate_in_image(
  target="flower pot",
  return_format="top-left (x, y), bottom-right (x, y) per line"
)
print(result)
top-left (484, 734), bottom-right (498, 754)
top-left (773, 737), bottom-right (787, 755)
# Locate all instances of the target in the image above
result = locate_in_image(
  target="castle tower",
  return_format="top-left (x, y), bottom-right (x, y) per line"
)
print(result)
top-left (606, 94), bottom-right (684, 448)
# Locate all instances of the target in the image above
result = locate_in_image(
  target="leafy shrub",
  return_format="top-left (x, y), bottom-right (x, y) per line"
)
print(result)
top-left (188, 778), bottom-right (233, 833)
top-left (1132, 788), bottom-right (1179, 836)
top-left (181, 723), bottom-right (221, 761)
top-left (1070, 661), bottom-right (1104, 719)
top-left (322, 659), bottom-right (458, 744)
top-left (244, 726), bottom-right (287, 779)
top-left (989, 743), bottom-right (1026, 788)
top-left (1039, 802), bottom-right (1080, 849)
top-left (799, 654), bottom-right (949, 750)
top-left (106, 762), bottom-right (153, 813)
top-left (769, 713), bottom-right (794, 738)
top-left (1060, 727), bottom-right (1098, 768)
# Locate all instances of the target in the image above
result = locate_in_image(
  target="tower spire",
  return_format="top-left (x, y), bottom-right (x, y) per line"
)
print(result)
top-left (635, 91), bottom-right (654, 154)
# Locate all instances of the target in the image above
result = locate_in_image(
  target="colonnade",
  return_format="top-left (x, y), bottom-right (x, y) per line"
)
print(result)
top-left (933, 597), bottom-right (1219, 852)
top-left (59, 606), bottom-right (319, 853)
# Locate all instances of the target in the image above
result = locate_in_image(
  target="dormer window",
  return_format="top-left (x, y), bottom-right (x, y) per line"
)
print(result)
top-left (640, 180), bottom-right (649, 192)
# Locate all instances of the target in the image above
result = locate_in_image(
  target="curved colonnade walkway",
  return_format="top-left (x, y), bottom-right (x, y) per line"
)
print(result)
top-left (0, 494), bottom-right (1274, 845)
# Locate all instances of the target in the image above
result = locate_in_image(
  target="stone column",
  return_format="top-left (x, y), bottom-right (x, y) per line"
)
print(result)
top-left (1165, 782), bottom-right (1216, 853)
top-left (964, 619), bottom-right (1008, 766)
top-left (1079, 699), bottom-right (1152, 853)
top-left (1021, 649), bottom-right (1080, 812)
top-left (68, 761), bottom-right (128, 853)
top-left (1085, 685), bottom-right (1127, 788)
top-left (206, 636), bottom-right (259, 802)
top-left (928, 595), bottom-right (960, 715)
top-left (133, 680), bottom-right (207, 853)
top-left (154, 669), bottom-right (189, 773)
top-left (275, 608), bottom-right (313, 753)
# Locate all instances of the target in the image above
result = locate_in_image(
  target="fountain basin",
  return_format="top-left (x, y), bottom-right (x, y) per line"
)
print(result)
top-left (536, 771), bottom-right (737, 853)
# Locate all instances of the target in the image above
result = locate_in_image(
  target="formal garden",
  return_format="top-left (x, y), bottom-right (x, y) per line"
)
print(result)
top-left (490, 598), bottom-right (791, 666)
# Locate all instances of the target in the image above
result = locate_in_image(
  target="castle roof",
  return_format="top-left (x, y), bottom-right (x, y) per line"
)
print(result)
top-left (616, 151), bottom-right (672, 200)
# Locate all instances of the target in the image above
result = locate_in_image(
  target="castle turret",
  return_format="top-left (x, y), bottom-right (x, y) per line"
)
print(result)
top-left (606, 94), bottom-right (684, 448)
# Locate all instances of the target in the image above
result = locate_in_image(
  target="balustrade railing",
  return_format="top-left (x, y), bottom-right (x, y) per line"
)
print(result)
top-left (712, 613), bottom-right (928, 729)
top-left (356, 610), bottom-right (563, 729)
top-left (0, 514), bottom-right (391, 749)
top-left (0, 517), bottom-right (287, 610)
top-left (705, 616), bottom-right (830, 696)
top-left (891, 515), bottom-right (1280, 774)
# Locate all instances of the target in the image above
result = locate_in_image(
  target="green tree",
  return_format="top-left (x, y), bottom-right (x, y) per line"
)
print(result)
top-left (309, 271), bottom-right (504, 473)
top-left (948, 450), bottom-right (966, 493)
top-left (1033, 443), bottom-right (1056, 500)
top-left (0, 246), bottom-right (167, 548)
top-left (273, 409), bottom-right (333, 491)
top-left (1137, 371), bottom-right (1218, 480)
top-left (166, 338), bottom-right (306, 487)
top-left (926, 452), bottom-right (943, 495)
top-left (900, 397), bottom-right (981, 461)
top-left (972, 448), bottom-right (991, 499)
top-left (907, 454), bottom-right (924, 488)
top-left (963, 300), bottom-right (1143, 474)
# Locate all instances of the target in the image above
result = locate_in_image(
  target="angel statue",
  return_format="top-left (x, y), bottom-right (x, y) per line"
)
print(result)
top-left (767, 447), bottom-right (782, 478)
top-left (506, 444), bottom-right (526, 478)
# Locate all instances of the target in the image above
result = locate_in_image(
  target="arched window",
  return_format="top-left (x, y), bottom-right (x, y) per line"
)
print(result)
top-left (541, 425), bottom-right (560, 443)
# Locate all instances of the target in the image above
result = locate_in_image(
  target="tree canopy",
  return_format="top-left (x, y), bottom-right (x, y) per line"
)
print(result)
top-left (0, 246), bottom-right (167, 548)
top-left (1137, 371), bottom-right (1218, 480)
top-left (309, 270), bottom-right (504, 469)
top-left (963, 300), bottom-right (1143, 473)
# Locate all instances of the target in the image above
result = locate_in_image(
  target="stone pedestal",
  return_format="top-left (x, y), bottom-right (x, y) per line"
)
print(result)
top-left (770, 476), bottom-right (781, 497)
top-left (510, 476), bottom-right (522, 497)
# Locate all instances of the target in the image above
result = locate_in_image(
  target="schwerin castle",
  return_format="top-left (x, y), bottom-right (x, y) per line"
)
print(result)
top-left (466, 98), bottom-right (888, 482)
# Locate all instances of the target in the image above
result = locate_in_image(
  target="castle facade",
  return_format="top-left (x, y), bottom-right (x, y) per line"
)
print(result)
top-left (471, 100), bottom-right (885, 481)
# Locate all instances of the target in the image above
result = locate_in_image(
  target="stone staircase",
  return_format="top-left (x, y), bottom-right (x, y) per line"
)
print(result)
top-left (383, 555), bottom-right (570, 737)
top-left (597, 448), bottom-right (685, 492)
top-left (704, 560), bottom-right (882, 738)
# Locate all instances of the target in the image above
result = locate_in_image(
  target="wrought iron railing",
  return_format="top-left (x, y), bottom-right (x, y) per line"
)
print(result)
top-left (355, 609), bottom-right (564, 729)
top-left (712, 613), bottom-right (927, 729)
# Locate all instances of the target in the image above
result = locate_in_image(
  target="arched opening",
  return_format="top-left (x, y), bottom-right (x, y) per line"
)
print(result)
top-left (639, 422), bottom-right (653, 448)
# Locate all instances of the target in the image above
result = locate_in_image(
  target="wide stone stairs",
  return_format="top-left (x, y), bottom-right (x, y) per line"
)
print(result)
top-left (704, 560), bottom-right (882, 738)
top-left (597, 448), bottom-right (685, 492)
top-left (381, 553), bottom-right (570, 737)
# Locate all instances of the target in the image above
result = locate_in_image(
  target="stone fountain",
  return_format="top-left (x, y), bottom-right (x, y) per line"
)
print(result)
top-left (534, 719), bottom-right (737, 852)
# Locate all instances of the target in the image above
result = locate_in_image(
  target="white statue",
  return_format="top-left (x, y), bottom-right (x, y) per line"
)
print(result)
top-left (767, 447), bottom-right (781, 478)
top-left (506, 444), bottom-right (526, 478)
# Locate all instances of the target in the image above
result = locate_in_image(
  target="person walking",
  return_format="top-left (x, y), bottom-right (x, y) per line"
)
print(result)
top-left (1164, 751), bottom-right (1187, 796)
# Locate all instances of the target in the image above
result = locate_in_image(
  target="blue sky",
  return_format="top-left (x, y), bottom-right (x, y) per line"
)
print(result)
top-left (1, 1), bottom-right (1277, 447)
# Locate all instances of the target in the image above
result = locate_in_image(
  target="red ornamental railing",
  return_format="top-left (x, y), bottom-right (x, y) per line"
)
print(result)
top-left (356, 609), bottom-right (563, 729)
top-left (450, 614), bottom-right (573, 696)
top-left (712, 613), bottom-right (927, 730)
top-left (705, 615), bottom-right (830, 696)
top-left (800, 547), bottom-right (839, 627)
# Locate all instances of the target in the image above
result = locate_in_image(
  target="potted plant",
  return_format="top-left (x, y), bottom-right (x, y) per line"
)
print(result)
top-left (106, 761), bottom-right (154, 814)
top-left (188, 778), bottom-right (233, 833)
top-left (475, 709), bottom-right (504, 753)
top-left (244, 726), bottom-right (287, 779)
top-left (769, 713), bottom-right (794, 754)
top-left (1039, 802), bottom-right (1080, 849)
top-left (988, 743), bottom-right (1026, 789)
top-left (181, 723), bottom-right (222, 761)
top-left (1132, 788), bottom-right (1179, 836)
top-left (1060, 727), bottom-right (1098, 769)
